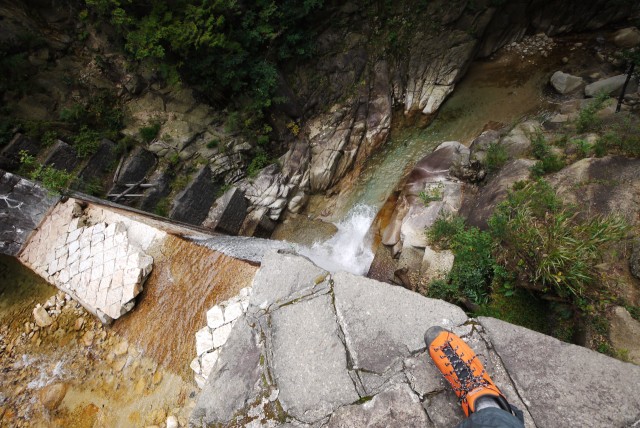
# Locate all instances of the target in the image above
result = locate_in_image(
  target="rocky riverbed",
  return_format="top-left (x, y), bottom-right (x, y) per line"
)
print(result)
top-left (0, 253), bottom-right (196, 428)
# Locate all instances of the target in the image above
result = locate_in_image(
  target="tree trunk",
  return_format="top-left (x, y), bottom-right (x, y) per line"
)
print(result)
top-left (616, 62), bottom-right (636, 113)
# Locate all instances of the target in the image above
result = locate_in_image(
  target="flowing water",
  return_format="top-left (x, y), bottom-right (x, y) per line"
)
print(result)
top-left (280, 51), bottom-right (565, 275)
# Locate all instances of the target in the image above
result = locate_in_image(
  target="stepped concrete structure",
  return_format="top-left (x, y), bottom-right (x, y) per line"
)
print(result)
top-left (2, 171), bottom-right (639, 427)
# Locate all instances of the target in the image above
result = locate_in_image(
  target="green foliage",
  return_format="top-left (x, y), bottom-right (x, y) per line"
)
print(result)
top-left (529, 132), bottom-right (564, 177)
top-left (19, 151), bottom-right (74, 194)
top-left (595, 113), bottom-right (640, 158)
top-left (72, 126), bottom-right (102, 158)
top-left (418, 183), bottom-right (444, 205)
top-left (206, 139), bottom-right (220, 149)
top-left (576, 92), bottom-right (609, 133)
top-left (474, 288), bottom-right (549, 334)
top-left (489, 180), bottom-right (629, 302)
top-left (84, 0), bottom-right (324, 124)
top-left (426, 215), bottom-right (500, 305)
top-left (571, 138), bottom-right (591, 158)
top-left (484, 143), bottom-right (508, 173)
top-left (154, 197), bottom-right (171, 216)
top-left (139, 123), bottom-right (161, 143)
top-left (247, 149), bottom-right (274, 178)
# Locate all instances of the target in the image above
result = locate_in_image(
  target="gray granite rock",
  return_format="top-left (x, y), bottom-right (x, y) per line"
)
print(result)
top-left (249, 251), bottom-right (328, 311)
top-left (325, 383), bottom-right (431, 428)
top-left (550, 71), bottom-right (584, 94)
top-left (190, 316), bottom-right (264, 426)
top-left (479, 317), bottom-right (640, 428)
top-left (114, 146), bottom-right (156, 185)
top-left (585, 74), bottom-right (636, 98)
top-left (0, 134), bottom-right (40, 171)
top-left (202, 186), bottom-right (248, 235)
top-left (80, 138), bottom-right (117, 182)
top-left (269, 294), bottom-right (359, 423)
top-left (332, 271), bottom-right (467, 373)
top-left (170, 166), bottom-right (217, 225)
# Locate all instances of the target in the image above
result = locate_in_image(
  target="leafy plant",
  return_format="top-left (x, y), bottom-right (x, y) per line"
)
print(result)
top-left (247, 149), bottom-right (273, 178)
top-left (484, 143), bottom-right (508, 173)
top-left (72, 126), bottom-right (102, 158)
top-left (139, 123), bottom-right (161, 143)
top-left (418, 183), bottom-right (444, 205)
top-left (489, 180), bottom-right (629, 302)
top-left (529, 132), bottom-right (564, 176)
top-left (19, 151), bottom-right (74, 194)
top-left (576, 91), bottom-right (609, 133)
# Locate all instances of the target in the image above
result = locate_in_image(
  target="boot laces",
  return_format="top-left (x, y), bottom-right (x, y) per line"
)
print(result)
top-left (436, 338), bottom-right (490, 401)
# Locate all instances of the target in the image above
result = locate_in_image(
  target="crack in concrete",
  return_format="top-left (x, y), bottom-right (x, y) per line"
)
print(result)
top-left (475, 323), bottom-right (539, 428)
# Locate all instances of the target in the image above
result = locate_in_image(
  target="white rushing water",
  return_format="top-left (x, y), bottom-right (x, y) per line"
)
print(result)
top-left (195, 205), bottom-right (377, 276)
top-left (298, 204), bottom-right (376, 276)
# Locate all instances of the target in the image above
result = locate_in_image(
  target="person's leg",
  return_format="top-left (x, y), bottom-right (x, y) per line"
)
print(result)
top-left (425, 326), bottom-right (524, 427)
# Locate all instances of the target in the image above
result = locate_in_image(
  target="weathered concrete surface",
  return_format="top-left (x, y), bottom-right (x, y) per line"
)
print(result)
top-left (191, 251), bottom-right (640, 428)
top-left (333, 271), bottom-right (467, 373)
top-left (191, 317), bottom-right (264, 426)
top-left (271, 294), bottom-right (359, 423)
top-left (0, 170), bottom-right (58, 256)
top-left (479, 317), bottom-right (640, 428)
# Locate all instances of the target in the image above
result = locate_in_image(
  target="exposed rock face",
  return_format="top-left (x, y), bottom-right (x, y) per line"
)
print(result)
top-left (201, 187), bottom-right (248, 235)
top-left (479, 317), bottom-right (640, 428)
top-left (0, 171), bottom-right (58, 256)
top-left (113, 147), bottom-right (157, 189)
top-left (170, 167), bottom-right (218, 225)
top-left (631, 239), bottom-right (640, 280)
top-left (0, 134), bottom-right (40, 170)
top-left (191, 251), bottom-right (640, 427)
top-left (79, 139), bottom-right (118, 183)
top-left (546, 156), bottom-right (640, 225)
top-left (498, 120), bottom-right (540, 159)
top-left (550, 71), bottom-right (585, 94)
top-left (460, 159), bottom-right (535, 229)
top-left (43, 140), bottom-right (80, 172)
top-left (609, 306), bottom-right (640, 365)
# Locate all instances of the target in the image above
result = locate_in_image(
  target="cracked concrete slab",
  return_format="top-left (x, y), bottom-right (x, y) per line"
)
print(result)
top-left (325, 383), bottom-right (431, 428)
top-left (191, 316), bottom-right (264, 426)
top-left (332, 271), bottom-right (467, 373)
top-left (269, 294), bottom-right (359, 423)
top-left (249, 250), bottom-right (329, 311)
top-left (480, 317), bottom-right (640, 428)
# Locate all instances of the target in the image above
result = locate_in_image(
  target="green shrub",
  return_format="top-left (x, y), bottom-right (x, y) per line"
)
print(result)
top-left (484, 143), bottom-right (508, 172)
top-left (19, 151), bottom-right (74, 194)
top-left (247, 149), bottom-right (273, 178)
top-left (418, 183), bottom-right (444, 205)
top-left (207, 139), bottom-right (220, 149)
top-left (139, 123), bottom-right (161, 143)
top-left (529, 132), bottom-right (564, 176)
top-left (154, 197), bottom-right (171, 216)
top-left (576, 92), bottom-right (609, 133)
top-left (72, 126), bottom-right (101, 158)
top-left (489, 180), bottom-right (628, 302)
top-left (426, 215), bottom-right (500, 305)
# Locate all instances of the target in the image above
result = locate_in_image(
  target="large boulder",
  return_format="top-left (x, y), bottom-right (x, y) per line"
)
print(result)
top-left (0, 134), bottom-right (40, 170)
top-left (79, 138), bottom-right (117, 182)
top-left (550, 71), bottom-right (584, 94)
top-left (613, 27), bottom-right (640, 48)
top-left (499, 121), bottom-right (541, 159)
top-left (585, 74), bottom-right (638, 98)
top-left (459, 159), bottom-right (535, 229)
top-left (609, 306), bottom-right (640, 365)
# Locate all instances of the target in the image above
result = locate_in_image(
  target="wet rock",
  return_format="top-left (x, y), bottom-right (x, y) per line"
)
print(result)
top-left (585, 74), bottom-right (637, 98)
top-left (39, 383), bottom-right (68, 411)
top-left (169, 167), bottom-right (217, 225)
top-left (79, 139), bottom-right (118, 183)
top-left (613, 27), bottom-right (640, 48)
top-left (201, 187), bottom-right (248, 235)
top-left (43, 140), bottom-right (80, 172)
top-left (33, 306), bottom-right (53, 327)
top-left (550, 71), bottom-right (584, 94)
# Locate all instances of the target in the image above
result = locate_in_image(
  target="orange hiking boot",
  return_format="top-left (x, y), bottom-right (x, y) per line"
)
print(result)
top-left (425, 326), bottom-right (512, 417)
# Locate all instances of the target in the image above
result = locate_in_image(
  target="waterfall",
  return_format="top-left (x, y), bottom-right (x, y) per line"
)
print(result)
top-left (297, 205), bottom-right (376, 276)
